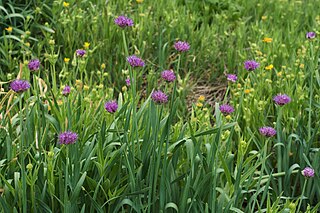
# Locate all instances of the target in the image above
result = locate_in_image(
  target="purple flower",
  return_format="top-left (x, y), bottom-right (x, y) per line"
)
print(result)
top-left (104, 100), bottom-right (118, 113)
top-left (58, 131), bottom-right (78, 145)
top-left (301, 167), bottom-right (315, 178)
top-left (273, 94), bottom-right (291, 106)
top-left (259, 126), bottom-right (276, 137)
top-left (76, 49), bottom-right (86, 57)
top-left (244, 60), bottom-right (260, 71)
top-left (10, 80), bottom-right (31, 93)
top-left (125, 78), bottom-right (131, 86)
top-left (161, 70), bottom-right (176, 82)
top-left (219, 104), bottom-right (234, 115)
top-left (62, 85), bottom-right (71, 96)
top-left (28, 59), bottom-right (40, 71)
top-left (227, 74), bottom-right (237, 83)
top-left (151, 90), bottom-right (168, 104)
top-left (306, 32), bottom-right (316, 39)
top-left (174, 41), bottom-right (190, 52)
top-left (114, 16), bottom-right (134, 28)
top-left (127, 55), bottom-right (145, 67)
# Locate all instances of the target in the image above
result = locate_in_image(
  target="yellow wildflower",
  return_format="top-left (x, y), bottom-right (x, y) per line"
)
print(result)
top-left (277, 72), bottom-right (282, 77)
top-left (101, 63), bottom-right (106, 69)
top-left (136, 0), bottom-right (143, 3)
top-left (64, 58), bottom-right (70, 63)
top-left (225, 115), bottom-right (232, 121)
top-left (57, 100), bottom-right (63, 106)
top-left (261, 16), bottom-right (267, 21)
top-left (244, 89), bottom-right (251, 94)
top-left (83, 42), bottom-right (90, 49)
top-left (122, 86), bottom-right (127, 92)
top-left (196, 102), bottom-right (203, 107)
top-left (299, 64), bottom-right (304, 69)
top-left (198, 95), bottom-right (205, 102)
top-left (63, 2), bottom-right (69, 7)
top-left (237, 83), bottom-right (241, 88)
top-left (25, 42), bottom-right (30, 47)
top-left (265, 64), bottom-right (274, 70)
top-left (263, 37), bottom-right (272, 43)
top-left (5, 27), bottom-right (13, 33)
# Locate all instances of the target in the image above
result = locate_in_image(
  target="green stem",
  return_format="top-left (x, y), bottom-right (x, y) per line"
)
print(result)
top-left (297, 179), bottom-right (307, 211)
top-left (19, 96), bottom-right (27, 213)
top-left (276, 106), bottom-right (283, 193)
top-left (307, 43), bottom-right (314, 142)
top-left (122, 30), bottom-right (137, 192)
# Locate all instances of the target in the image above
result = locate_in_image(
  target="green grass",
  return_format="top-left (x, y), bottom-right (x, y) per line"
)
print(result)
top-left (0, 0), bottom-right (320, 212)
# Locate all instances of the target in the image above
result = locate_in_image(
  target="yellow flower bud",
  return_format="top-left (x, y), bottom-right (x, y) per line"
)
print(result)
top-left (83, 85), bottom-right (89, 91)
top-left (63, 2), bottom-right (70, 7)
top-left (83, 42), bottom-right (90, 49)
top-left (5, 27), bottom-right (13, 33)
top-left (198, 95), bottom-right (205, 102)
top-left (196, 102), bottom-right (203, 107)
top-left (262, 37), bottom-right (272, 43)
top-left (26, 163), bottom-right (33, 170)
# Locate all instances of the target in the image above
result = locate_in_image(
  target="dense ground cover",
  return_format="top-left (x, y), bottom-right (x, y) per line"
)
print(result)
top-left (1, 0), bottom-right (320, 212)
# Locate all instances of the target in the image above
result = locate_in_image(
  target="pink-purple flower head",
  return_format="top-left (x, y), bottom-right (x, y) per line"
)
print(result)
top-left (114, 16), bottom-right (134, 28)
top-left (259, 126), bottom-right (276, 137)
top-left (104, 100), bottom-right (118, 113)
top-left (301, 167), bottom-right (315, 178)
top-left (306, 32), bottom-right (316, 40)
top-left (62, 85), bottom-right (71, 96)
top-left (28, 59), bottom-right (40, 71)
top-left (76, 49), bottom-right (86, 57)
top-left (10, 79), bottom-right (31, 93)
top-left (244, 60), bottom-right (260, 71)
top-left (125, 78), bottom-right (131, 86)
top-left (219, 104), bottom-right (234, 115)
top-left (127, 55), bottom-right (145, 67)
top-left (227, 74), bottom-right (237, 83)
top-left (161, 70), bottom-right (176, 82)
top-left (174, 41), bottom-right (190, 52)
top-left (151, 90), bottom-right (168, 104)
top-left (273, 94), bottom-right (291, 106)
top-left (58, 131), bottom-right (78, 145)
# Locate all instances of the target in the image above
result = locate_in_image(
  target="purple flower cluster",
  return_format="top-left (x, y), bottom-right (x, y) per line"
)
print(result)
top-left (273, 94), bottom-right (291, 106)
top-left (151, 90), bottom-right (168, 104)
top-left (259, 126), bottom-right (276, 137)
top-left (174, 41), bottom-right (190, 52)
top-left (28, 59), bottom-right (40, 71)
top-left (219, 104), bottom-right (234, 115)
top-left (306, 32), bottom-right (316, 39)
top-left (62, 85), bottom-right (71, 96)
top-left (125, 78), bottom-right (131, 86)
top-left (76, 49), bottom-right (86, 57)
top-left (10, 80), bottom-right (31, 93)
top-left (161, 70), bottom-right (176, 82)
top-left (58, 131), bottom-right (78, 145)
top-left (244, 60), bottom-right (260, 71)
top-left (227, 74), bottom-right (237, 82)
top-left (301, 167), bottom-right (315, 178)
top-left (127, 55), bottom-right (145, 67)
top-left (114, 16), bottom-right (134, 28)
top-left (104, 100), bottom-right (118, 113)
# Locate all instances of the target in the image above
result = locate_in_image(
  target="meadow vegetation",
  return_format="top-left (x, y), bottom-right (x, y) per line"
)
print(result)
top-left (0, 0), bottom-right (320, 212)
